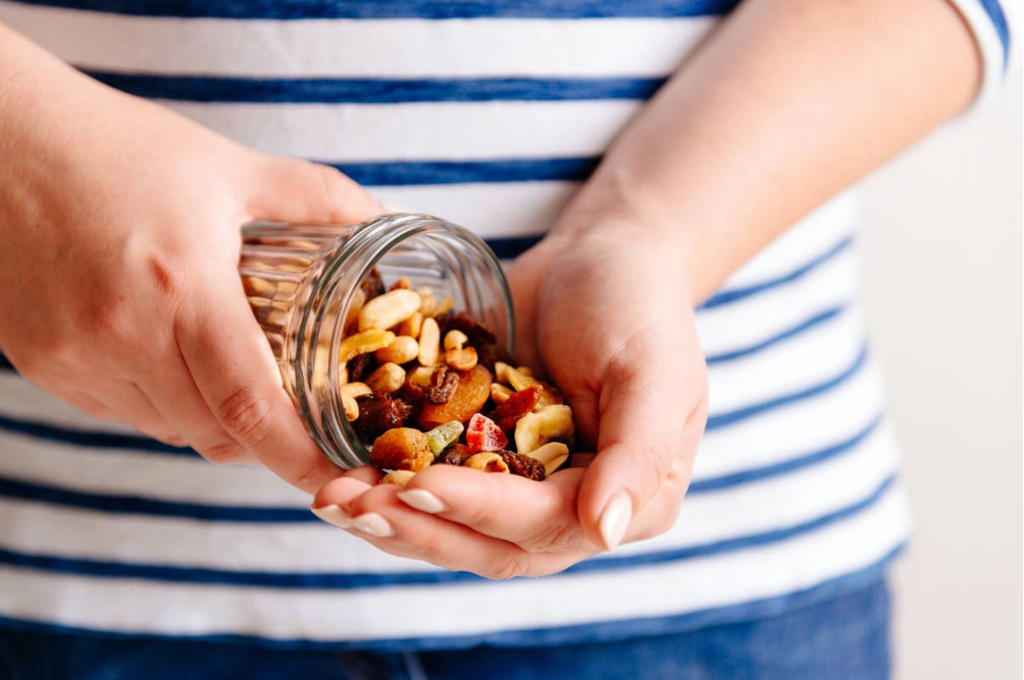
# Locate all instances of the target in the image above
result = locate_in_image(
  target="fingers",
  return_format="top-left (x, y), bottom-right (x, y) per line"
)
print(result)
top-left (393, 465), bottom-right (591, 553)
top-left (576, 336), bottom-right (707, 551)
top-left (175, 272), bottom-right (342, 493)
top-left (246, 156), bottom-right (383, 225)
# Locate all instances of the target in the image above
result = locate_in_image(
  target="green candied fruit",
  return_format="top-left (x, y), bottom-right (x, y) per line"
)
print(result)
top-left (426, 420), bottom-right (464, 456)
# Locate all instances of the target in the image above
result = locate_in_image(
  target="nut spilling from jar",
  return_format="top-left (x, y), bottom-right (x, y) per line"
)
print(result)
top-left (331, 268), bottom-right (576, 485)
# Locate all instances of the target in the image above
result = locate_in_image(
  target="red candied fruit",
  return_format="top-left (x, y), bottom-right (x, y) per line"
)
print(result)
top-left (465, 413), bottom-right (508, 454)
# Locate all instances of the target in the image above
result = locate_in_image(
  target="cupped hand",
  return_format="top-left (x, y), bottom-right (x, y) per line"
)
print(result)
top-left (0, 63), bottom-right (381, 492)
top-left (312, 221), bottom-right (708, 577)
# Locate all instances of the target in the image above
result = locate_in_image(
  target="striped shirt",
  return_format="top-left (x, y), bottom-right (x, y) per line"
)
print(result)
top-left (0, 0), bottom-right (1014, 651)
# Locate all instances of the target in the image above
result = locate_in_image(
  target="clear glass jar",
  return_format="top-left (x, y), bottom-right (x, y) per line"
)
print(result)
top-left (239, 213), bottom-right (514, 470)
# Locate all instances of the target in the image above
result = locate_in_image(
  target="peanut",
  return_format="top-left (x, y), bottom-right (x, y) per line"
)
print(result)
top-left (464, 452), bottom-right (510, 474)
top-left (416, 287), bottom-right (437, 315)
top-left (338, 330), bottom-right (395, 363)
top-left (340, 382), bottom-right (372, 398)
top-left (418, 317), bottom-right (441, 366)
top-left (379, 470), bottom-right (416, 488)
top-left (375, 335), bottom-right (419, 364)
top-left (366, 362), bottom-right (406, 394)
top-left (514, 405), bottom-right (575, 455)
top-left (408, 366), bottom-right (435, 388)
top-left (398, 312), bottom-right (423, 339)
top-left (390, 276), bottom-right (413, 291)
top-left (344, 288), bottom-right (367, 333)
top-left (358, 289), bottom-right (422, 331)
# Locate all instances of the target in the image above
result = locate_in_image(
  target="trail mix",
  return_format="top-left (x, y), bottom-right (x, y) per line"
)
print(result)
top-left (339, 269), bottom-right (575, 488)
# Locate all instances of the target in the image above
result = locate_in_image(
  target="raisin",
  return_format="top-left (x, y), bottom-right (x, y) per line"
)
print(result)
top-left (494, 450), bottom-right (547, 481)
top-left (436, 443), bottom-right (472, 466)
top-left (425, 365), bottom-right (459, 404)
top-left (435, 312), bottom-right (497, 346)
top-left (359, 267), bottom-right (386, 301)
top-left (487, 385), bottom-right (542, 432)
top-left (347, 352), bottom-right (373, 383)
top-left (353, 393), bottom-right (408, 443)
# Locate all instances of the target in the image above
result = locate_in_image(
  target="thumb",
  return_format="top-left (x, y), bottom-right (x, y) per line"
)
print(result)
top-left (576, 342), bottom-right (707, 551)
top-left (245, 155), bottom-right (383, 224)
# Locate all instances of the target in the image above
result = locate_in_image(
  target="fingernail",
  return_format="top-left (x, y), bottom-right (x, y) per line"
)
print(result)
top-left (397, 489), bottom-right (447, 514)
top-left (310, 504), bottom-right (352, 529)
top-left (351, 512), bottom-right (394, 538)
top-left (599, 493), bottom-right (633, 552)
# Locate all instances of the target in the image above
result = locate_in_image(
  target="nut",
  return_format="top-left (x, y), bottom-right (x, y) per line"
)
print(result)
top-left (514, 405), bottom-right (575, 455)
top-left (443, 330), bottom-right (469, 352)
top-left (418, 317), bottom-right (441, 366)
top-left (490, 383), bottom-right (513, 404)
top-left (416, 287), bottom-right (437, 315)
top-left (341, 382), bottom-right (372, 398)
top-left (390, 276), bottom-right (413, 291)
top-left (464, 452), bottom-right (510, 474)
top-left (344, 288), bottom-right (367, 333)
top-left (342, 393), bottom-right (360, 421)
top-left (517, 366), bottom-right (534, 377)
top-left (379, 470), bottom-right (416, 488)
top-left (339, 330), bottom-right (395, 363)
top-left (398, 312), bottom-right (423, 339)
top-left (375, 335), bottom-right (419, 364)
top-left (408, 366), bottom-right (434, 388)
top-left (445, 346), bottom-right (478, 371)
top-left (370, 427), bottom-right (433, 472)
top-left (524, 442), bottom-right (570, 475)
top-left (358, 289), bottom-right (422, 331)
top-left (432, 297), bottom-right (454, 317)
top-left (366, 362), bottom-right (406, 394)
top-left (495, 362), bottom-right (538, 391)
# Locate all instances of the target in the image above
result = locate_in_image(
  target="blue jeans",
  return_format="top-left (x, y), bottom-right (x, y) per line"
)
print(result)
top-left (0, 579), bottom-right (891, 680)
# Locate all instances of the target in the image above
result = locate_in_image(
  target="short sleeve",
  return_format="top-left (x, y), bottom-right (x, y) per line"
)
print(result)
top-left (945, 0), bottom-right (1018, 110)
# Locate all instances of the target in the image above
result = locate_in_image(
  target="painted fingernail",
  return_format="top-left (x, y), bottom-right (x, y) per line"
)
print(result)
top-left (310, 504), bottom-right (352, 530)
top-left (599, 493), bottom-right (633, 552)
top-left (351, 512), bottom-right (394, 538)
top-left (397, 489), bottom-right (447, 514)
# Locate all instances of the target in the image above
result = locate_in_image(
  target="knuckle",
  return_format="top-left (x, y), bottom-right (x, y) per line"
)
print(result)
top-left (215, 385), bottom-right (273, 447)
top-left (480, 551), bottom-right (532, 581)
top-left (201, 440), bottom-right (246, 465)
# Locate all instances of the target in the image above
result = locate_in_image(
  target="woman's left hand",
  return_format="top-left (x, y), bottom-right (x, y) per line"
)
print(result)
top-left (311, 219), bottom-right (708, 578)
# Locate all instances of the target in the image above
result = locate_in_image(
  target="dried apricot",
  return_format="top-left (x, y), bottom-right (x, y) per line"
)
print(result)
top-left (418, 364), bottom-right (492, 429)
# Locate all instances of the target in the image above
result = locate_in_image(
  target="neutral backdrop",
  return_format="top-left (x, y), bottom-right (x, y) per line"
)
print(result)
top-left (859, 68), bottom-right (1022, 679)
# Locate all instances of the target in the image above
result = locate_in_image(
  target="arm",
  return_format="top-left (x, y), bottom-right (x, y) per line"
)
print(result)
top-left (313, 0), bottom-right (989, 575)
top-left (0, 24), bottom-right (381, 492)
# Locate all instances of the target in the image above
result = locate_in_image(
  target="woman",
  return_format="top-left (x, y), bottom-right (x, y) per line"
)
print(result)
top-left (0, 0), bottom-right (1014, 677)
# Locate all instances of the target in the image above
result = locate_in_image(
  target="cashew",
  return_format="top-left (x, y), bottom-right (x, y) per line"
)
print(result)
top-left (338, 330), bottom-right (395, 363)
top-left (524, 442), bottom-right (570, 475)
top-left (375, 335), bottom-right (419, 364)
top-left (398, 312), bottom-right (423, 339)
top-left (340, 382), bottom-right (372, 398)
top-left (366, 362), bottom-right (406, 394)
top-left (341, 393), bottom-right (359, 421)
top-left (379, 470), bottom-right (416, 488)
top-left (443, 330), bottom-right (469, 352)
top-left (490, 383), bottom-right (513, 404)
top-left (358, 289), bottom-right (422, 331)
top-left (464, 452), bottom-right (510, 474)
top-left (514, 405), bottom-right (575, 455)
top-left (418, 317), bottom-right (441, 366)
top-left (445, 346), bottom-right (478, 371)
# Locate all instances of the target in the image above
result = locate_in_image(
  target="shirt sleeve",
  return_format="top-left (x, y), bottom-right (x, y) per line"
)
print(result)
top-left (945, 0), bottom-right (1018, 110)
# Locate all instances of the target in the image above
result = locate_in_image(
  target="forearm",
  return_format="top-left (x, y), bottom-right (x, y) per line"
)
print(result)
top-left (555, 0), bottom-right (981, 302)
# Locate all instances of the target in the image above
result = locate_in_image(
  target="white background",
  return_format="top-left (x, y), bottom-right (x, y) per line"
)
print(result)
top-left (859, 69), bottom-right (1022, 678)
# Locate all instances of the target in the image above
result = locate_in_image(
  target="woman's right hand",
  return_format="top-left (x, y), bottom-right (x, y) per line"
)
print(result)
top-left (0, 26), bottom-right (382, 493)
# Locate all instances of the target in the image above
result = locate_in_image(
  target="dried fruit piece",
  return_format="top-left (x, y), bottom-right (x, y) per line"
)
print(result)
top-left (436, 443), bottom-right (472, 466)
top-left (359, 289), bottom-right (422, 331)
top-left (417, 317), bottom-right (440, 366)
top-left (367, 362), bottom-right (406, 394)
top-left (418, 365), bottom-right (493, 430)
top-left (523, 442), bottom-right (570, 475)
top-left (514, 404), bottom-right (575, 455)
top-left (487, 384), bottom-right (542, 432)
top-left (425, 365), bottom-right (460, 404)
top-left (375, 335), bottom-right (419, 364)
top-left (496, 450), bottom-right (547, 481)
top-left (379, 470), bottom-right (416, 488)
top-left (347, 352), bottom-right (374, 383)
top-left (370, 428), bottom-right (433, 472)
top-left (360, 267), bottom-right (385, 301)
top-left (464, 452), bottom-right (510, 473)
top-left (353, 393), bottom-right (412, 442)
top-left (339, 330), bottom-right (395, 363)
top-left (390, 276), bottom-right (413, 291)
top-left (466, 413), bottom-right (508, 453)
top-left (436, 312), bottom-right (497, 346)
top-left (425, 420), bottom-right (464, 456)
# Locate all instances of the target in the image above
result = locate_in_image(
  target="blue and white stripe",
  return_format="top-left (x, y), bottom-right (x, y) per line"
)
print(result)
top-left (0, 0), bottom-right (1012, 651)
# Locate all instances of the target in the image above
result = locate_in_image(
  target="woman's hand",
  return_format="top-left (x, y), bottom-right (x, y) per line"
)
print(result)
top-left (0, 31), bottom-right (381, 493)
top-left (312, 219), bottom-right (708, 577)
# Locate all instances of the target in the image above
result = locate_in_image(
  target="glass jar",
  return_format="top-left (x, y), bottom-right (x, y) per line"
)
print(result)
top-left (238, 213), bottom-right (514, 470)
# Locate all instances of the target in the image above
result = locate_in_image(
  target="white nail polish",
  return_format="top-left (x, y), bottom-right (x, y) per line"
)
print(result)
top-left (351, 512), bottom-right (394, 538)
top-left (599, 493), bottom-right (633, 552)
top-left (310, 504), bottom-right (352, 530)
top-left (397, 489), bottom-right (448, 514)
